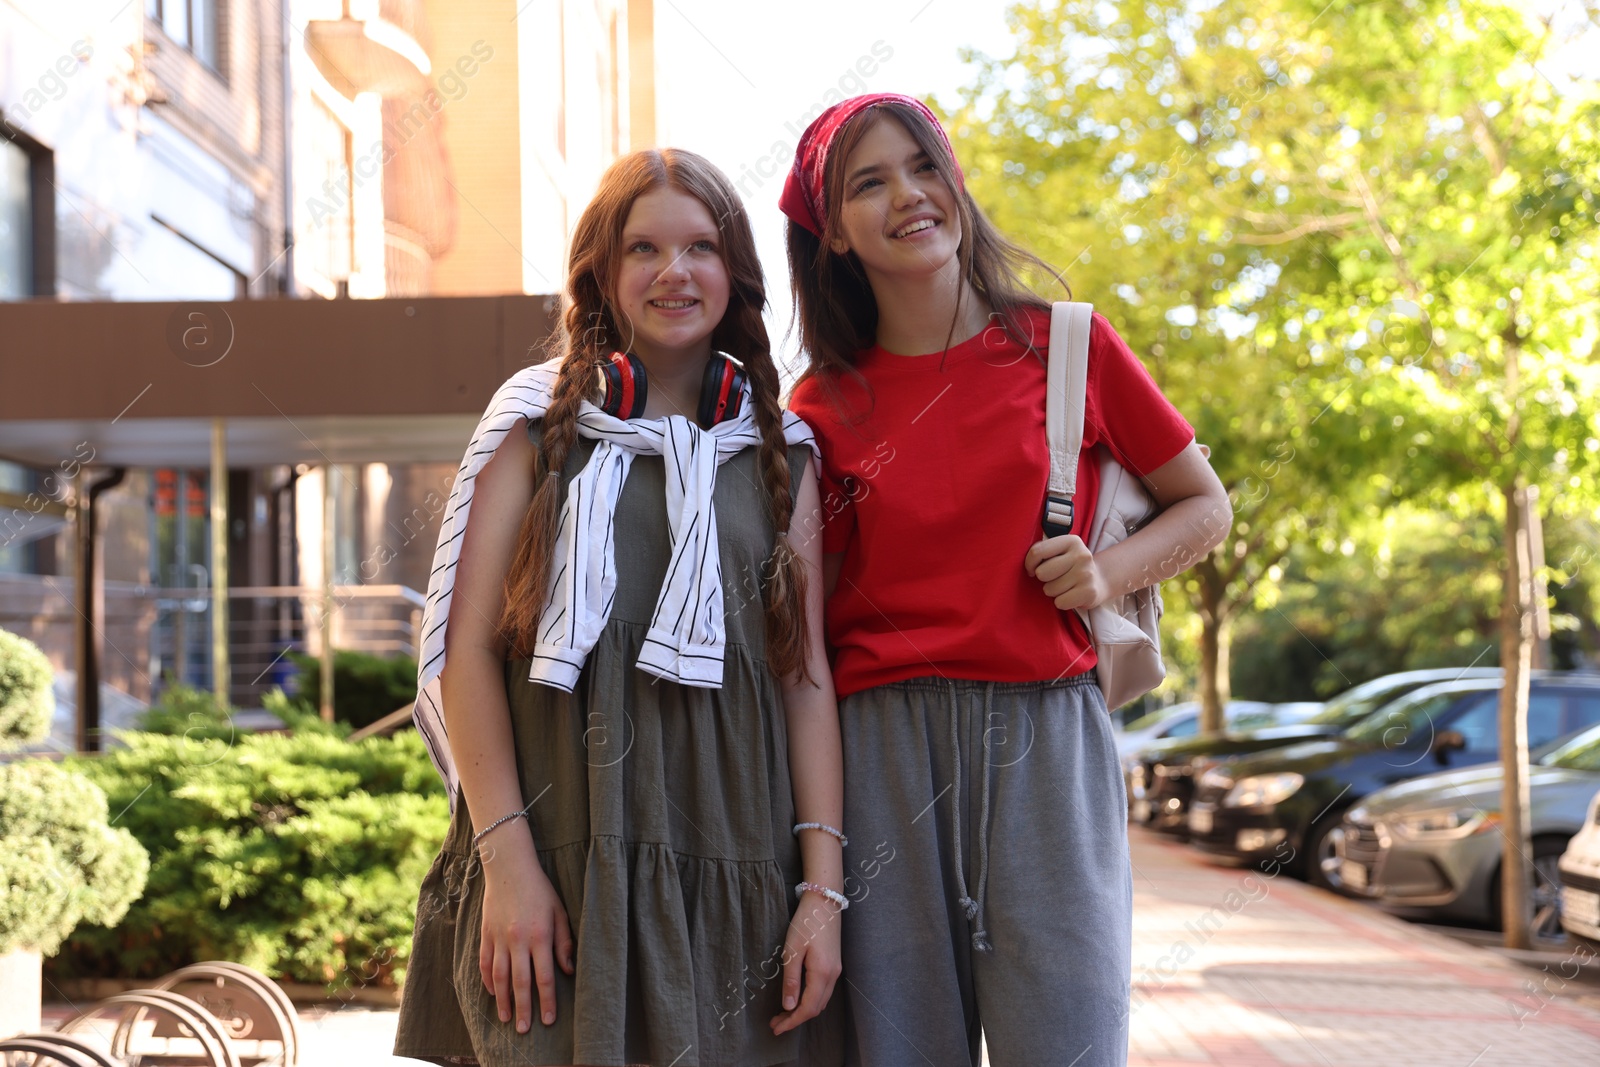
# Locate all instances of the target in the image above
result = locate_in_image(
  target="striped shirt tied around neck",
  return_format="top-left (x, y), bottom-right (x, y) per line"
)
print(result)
top-left (412, 357), bottom-right (821, 808)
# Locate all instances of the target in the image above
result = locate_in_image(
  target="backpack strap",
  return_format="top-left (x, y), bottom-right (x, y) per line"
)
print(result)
top-left (1044, 301), bottom-right (1093, 537)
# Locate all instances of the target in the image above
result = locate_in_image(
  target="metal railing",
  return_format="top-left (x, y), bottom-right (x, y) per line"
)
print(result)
top-left (148, 584), bottom-right (425, 708)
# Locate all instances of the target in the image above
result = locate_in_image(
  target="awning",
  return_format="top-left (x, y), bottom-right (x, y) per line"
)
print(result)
top-left (0, 293), bottom-right (555, 467)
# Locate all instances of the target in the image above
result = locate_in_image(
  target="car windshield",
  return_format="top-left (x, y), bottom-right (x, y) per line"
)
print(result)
top-left (1123, 707), bottom-right (1190, 733)
top-left (1542, 726), bottom-right (1600, 771)
top-left (1306, 678), bottom-right (1429, 726)
top-left (1230, 710), bottom-right (1287, 732)
top-left (1344, 689), bottom-right (1479, 745)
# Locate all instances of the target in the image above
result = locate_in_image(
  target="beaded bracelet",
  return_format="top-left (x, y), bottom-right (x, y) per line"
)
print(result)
top-left (793, 822), bottom-right (848, 847)
top-left (472, 810), bottom-right (529, 850)
top-left (795, 882), bottom-right (850, 910)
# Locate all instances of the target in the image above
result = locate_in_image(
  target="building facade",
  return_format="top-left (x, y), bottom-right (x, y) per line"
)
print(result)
top-left (0, 0), bottom-right (654, 731)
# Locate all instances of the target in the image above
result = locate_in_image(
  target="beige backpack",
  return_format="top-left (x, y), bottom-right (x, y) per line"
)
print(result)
top-left (1043, 301), bottom-right (1168, 710)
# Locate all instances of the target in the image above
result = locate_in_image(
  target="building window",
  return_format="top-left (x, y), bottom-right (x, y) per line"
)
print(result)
top-left (0, 125), bottom-right (52, 299)
top-left (146, 0), bottom-right (221, 73)
top-left (0, 462), bottom-right (37, 574)
top-left (0, 138), bottom-right (28, 300)
top-left (0, 461), bottom-right (65, 576)
top-left (150, 468), bottom-right (215, 688)
top-left (299, 97), bottom-right (355, 296)
top-left (146, 215), bottom-right (249, 298)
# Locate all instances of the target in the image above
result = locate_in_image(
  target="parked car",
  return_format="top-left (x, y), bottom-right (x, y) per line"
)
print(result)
top-left (1115, 701), bottom-right (1272, 762)
top-left (1187, 674), bottom-right (1600, 888)
top-left (1560, 791), bottom-right (1600, 951)
top-left (1119, 701), bottom-right (1295, 808)
top-left (1131, 670), bottom-right (1503, 833)
top-left (1333, 723), bottom-right (1600, 942)
top-left (1129, 702), bottom-right (1322, 828)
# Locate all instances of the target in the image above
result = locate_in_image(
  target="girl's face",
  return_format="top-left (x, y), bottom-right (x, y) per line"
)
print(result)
top-left (613, 185), bottom-right (731, 365)
top-left (829, 116), bottom-right (962, 284)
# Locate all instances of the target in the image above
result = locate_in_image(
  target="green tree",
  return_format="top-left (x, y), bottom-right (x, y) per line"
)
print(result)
top-left (954, 0), bottom-right (1600, 942)
top-left (1230, 0), bottom-right (1600, 947)
top-left (1226, 507), bottom-right (1600, 700)
top-left (950, 0), bottom-right (1408, 727)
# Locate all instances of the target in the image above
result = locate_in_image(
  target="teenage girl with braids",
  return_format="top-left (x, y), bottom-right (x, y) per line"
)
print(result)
top-left (783, 95), bottom-right (1230, 1067)
top-left (394, 148), bottom-right (845, 1067)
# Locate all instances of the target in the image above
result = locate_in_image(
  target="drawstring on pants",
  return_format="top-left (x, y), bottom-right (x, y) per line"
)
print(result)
top-left (949, 682), bottom-right (996, 952)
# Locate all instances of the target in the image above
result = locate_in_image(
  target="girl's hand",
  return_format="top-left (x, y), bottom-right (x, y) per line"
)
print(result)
top-left (479, 845), bottom-right (575, 1034)
top-left (769, 891), bottom-right (842, 1036)
top-left (1025, 534), bottom-right (1109, 611)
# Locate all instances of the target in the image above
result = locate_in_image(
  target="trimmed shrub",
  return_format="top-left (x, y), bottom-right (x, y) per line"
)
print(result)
top-left (290, 649), bottom-right (418, 730)
top-left (0, 759), bottom-right (150, 956)
top-left (0, 628), bottom-right (54, 749)
top-left (46, 719), bottom-right (448, 991)
top-left (131, 683), bottom-right (237, 741)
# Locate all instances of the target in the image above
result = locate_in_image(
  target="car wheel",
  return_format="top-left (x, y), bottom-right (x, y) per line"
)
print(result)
top-left (1530, 838), bottom-right (1570, 946)
top-left (1305, 814), bottom-right (1347, 891)
top-left (1490, 835), bottom-right (1571, 946)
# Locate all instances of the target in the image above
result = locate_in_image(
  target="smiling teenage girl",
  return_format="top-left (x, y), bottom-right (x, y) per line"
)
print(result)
top-left (783, 95), bottom-right (1230, 1067)
top-left (394, 148), bottom-right (845, 1067)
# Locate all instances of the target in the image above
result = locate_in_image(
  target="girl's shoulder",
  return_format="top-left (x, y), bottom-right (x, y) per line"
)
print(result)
top-left (786, 373), bottom-right (837, 430)
top-left (478, 359), bottom-right (564, 450)
top-left (788, 368), bottom-right (872, 433)
top-left (787, 379), bottom-right (817, 418)
top-left (1006, 301), bottom-right (1124, 347)
top-left (487, 360), bottom-right (562, 419)
top-left (1013, 303), bottom-right (1139, 372)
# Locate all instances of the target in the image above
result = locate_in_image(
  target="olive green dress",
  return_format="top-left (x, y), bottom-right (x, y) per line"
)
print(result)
top-left (393, 420), bottom-right (842, 1067)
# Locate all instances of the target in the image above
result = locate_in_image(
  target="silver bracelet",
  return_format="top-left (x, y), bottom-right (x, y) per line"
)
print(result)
top-left (795, 881), bottom-right (849, 910)
top-left (793, 822), bottom-right (848, 847)
top-left (472, 810), bottom-right (529, 850)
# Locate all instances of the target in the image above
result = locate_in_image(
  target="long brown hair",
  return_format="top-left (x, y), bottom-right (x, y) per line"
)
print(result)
top-left (498, 149), bottom-right (811, 681)
top-left (787, 100), bottom-right (1066, 410)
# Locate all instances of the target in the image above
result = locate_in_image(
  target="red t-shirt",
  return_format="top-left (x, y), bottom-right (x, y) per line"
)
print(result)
top-left (787, 307), bottom-right (1195, 698)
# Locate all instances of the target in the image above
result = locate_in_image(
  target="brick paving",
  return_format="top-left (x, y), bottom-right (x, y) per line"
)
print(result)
top-left (37, 827), bottom-right (1600, 1065)
top-left (1125, 827), bottom-right (1600, 1066)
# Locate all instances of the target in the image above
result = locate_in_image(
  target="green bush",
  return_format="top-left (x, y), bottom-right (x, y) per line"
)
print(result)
top-left (0, 759), bottom-right (150, 956)
top-left (133, 684), bottom-right (354, 742)
top-left (259, 688), bottom-right (356, 739)
top-left (290, 649), bottom-right (418, 730)
top-left (132, 683), bottom-right (237, 741)
top-left (0, 627), bottom-right (55, 748)
top-left (45, 721), bottom-right (448, 992)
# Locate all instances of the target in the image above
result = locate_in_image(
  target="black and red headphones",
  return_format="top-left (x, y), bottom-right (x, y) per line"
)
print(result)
top-left (596, 351), bottom-right (747, 428)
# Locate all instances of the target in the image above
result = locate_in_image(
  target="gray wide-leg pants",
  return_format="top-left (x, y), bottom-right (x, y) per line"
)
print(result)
top-left (838, 674), bottom-right (1132, 1067)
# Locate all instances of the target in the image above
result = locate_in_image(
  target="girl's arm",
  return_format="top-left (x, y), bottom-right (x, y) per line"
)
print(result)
top-left (771, 461), bottom-right (845, 1035)
top-left (1025, 440), bottom-right (1231, 609)
top-left (440, 418), bottom-right (575, 1034)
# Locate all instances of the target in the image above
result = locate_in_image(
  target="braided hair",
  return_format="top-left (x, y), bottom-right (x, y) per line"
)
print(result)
top-left (498, 149), bottom-right (812, 682)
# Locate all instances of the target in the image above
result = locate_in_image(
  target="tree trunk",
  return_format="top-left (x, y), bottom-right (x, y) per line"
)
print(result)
top-left (1500, 479), bottom-right (1536, 951)
top-left (1195, 559), bottom-right (1230, 733)
top-left (1526, 485), bottom-right (1551, 669)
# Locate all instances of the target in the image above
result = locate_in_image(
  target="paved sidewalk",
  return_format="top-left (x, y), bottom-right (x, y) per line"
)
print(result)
top-left (1126, 827), bottom-right (1600, 1066)
top-left (41, 827), bottom-right (1600, 1065)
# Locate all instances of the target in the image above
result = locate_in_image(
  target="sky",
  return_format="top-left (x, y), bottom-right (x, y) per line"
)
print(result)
top-left (650, 0), bottom-right (1019, 366)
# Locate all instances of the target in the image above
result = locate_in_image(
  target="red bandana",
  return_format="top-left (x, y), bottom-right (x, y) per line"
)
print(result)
top-left (778, 93), bottom-right (965, 238)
